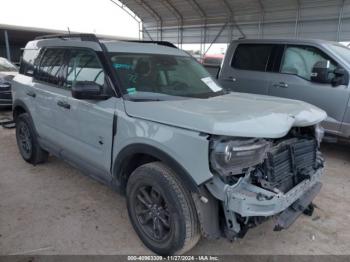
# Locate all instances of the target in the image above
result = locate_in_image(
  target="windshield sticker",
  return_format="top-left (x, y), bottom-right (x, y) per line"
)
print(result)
top-left (201, 77), bottom-right (222, 92)
top-left (113, 63), bottom-right (132, 70)
top-left (127, 87), bottom-right (137, 94)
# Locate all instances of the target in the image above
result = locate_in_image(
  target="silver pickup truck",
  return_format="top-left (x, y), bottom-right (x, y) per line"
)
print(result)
top-left (215, 39), bottom-right (350, 141)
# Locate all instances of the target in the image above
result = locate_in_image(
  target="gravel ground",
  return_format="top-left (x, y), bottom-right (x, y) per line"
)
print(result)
top-left (0, 109), bottom-right (350, 255)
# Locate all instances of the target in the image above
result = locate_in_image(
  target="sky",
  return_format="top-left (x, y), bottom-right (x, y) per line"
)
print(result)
top-left (0, 0), bottom-right (226, 54)
top-left (0, 0), bottom-right (139, 38)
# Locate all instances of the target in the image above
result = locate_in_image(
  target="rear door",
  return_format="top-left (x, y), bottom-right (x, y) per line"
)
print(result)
top-left (31, 48), bottom-right (67, 147)
top-left (219, 43), bottom-right (283, 95)
top-left (268, 45), bottom-right (350, 134)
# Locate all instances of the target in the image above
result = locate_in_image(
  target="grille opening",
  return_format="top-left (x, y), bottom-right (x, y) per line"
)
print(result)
top-left (253, 137), bottom-right (319, 193)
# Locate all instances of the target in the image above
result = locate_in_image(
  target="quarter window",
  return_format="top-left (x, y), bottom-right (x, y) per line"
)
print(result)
top-left (280, 45), bottom-right (337, 81)
top-left (231, 44), bottom-right (274, 71)
top-left (64, 49), bottom-right (105, 89)
top-left (20, 49), bottom-right (41, 76)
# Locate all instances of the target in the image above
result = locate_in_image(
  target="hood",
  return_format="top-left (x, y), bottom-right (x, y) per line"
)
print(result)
top-left (124, 92), bottom-right (327, 138)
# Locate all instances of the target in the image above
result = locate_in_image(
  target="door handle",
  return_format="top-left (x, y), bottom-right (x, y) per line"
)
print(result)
top-left (273, 82), bottom-right (288, 88)
top-left (57, 100), bottom-right (71, 109)
top-left (26, 91), bottom-right (36, 98)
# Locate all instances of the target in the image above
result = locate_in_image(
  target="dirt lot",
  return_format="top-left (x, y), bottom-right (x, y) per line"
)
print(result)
top-left (1, 109), bottom-right (350, 255)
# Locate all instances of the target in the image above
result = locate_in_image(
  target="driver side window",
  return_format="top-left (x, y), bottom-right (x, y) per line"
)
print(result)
top-left (281, 45), bottom-right (336, 81)
top-left (64, 49), bottom-right (105, 89)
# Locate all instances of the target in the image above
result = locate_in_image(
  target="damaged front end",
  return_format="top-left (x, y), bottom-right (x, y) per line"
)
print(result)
top-left (206, 125), bottom-right (325, 240)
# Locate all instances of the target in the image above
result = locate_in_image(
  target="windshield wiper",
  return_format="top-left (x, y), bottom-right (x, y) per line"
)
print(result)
top-left (124, 92), bottom-right (186, 102)
top-left (128, 97), bottom-right (163, 102)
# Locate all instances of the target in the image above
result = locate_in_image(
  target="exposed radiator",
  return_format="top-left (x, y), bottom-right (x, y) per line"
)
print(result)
top-left (262, 138), bottom-right (317, 192)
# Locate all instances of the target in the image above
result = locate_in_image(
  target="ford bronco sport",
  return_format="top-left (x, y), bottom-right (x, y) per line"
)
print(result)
top-left (12, 34), bottom-right (327, 255)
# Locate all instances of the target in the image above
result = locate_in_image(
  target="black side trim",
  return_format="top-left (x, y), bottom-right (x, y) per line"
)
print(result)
top-left (13, 100), bottom-right (30, 120)
top-left (110, 114), bottom-right (118, 173)
top-left (113, 143), bottom-right (199, 193)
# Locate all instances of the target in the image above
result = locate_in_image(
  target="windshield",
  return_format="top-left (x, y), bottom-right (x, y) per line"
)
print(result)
top-left (110, 53), bottom-right (224, 100)
top-left (329, 44), bottom-right (350, 65)
top-left (0, 58), bottom-right (17, 72)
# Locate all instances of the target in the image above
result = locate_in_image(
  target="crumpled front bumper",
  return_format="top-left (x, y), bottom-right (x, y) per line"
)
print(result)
top-left (207, 167), bottom-right (323, 218)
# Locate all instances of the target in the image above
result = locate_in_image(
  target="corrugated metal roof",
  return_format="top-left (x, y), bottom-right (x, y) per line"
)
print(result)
top-left (119, 0), bottom-right (350, 44)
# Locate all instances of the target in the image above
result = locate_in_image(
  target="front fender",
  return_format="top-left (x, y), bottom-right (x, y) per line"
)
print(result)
top-left (113, 143), bottom-right (200, 193)
top-left (111, 112), bottom-right (214, 191)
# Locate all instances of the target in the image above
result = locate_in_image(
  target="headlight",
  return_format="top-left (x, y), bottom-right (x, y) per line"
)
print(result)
top-left (210, 137), bottom-right (270, 176)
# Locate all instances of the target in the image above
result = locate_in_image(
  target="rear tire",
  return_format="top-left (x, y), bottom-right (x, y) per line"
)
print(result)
top-left (126, 162), bottom-right (200, 255)
top-left (15, 113), bottom-right (48, 165)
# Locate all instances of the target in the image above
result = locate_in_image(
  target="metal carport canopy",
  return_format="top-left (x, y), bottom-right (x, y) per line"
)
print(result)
top-left (116, 0), bottom-right (350, 47)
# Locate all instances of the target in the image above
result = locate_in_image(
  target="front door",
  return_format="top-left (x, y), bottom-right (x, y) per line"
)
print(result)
top-left (57, 48), bottom-right (117, 180)
top-left (268, 45), bottom-right (350, 134)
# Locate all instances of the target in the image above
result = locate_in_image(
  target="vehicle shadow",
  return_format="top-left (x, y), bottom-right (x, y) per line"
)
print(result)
top-left (321, 141), bottom-right (350, 162)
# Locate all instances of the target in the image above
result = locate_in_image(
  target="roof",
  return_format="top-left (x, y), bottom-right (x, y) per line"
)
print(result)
top-left (26, 38), bottom-right (189, 56)
top-left (103, 41), bottom-right (188, 55)
top-left (119, 0), bottom-right (350, 44)
top-left (232, 38), bottom-right (340, 45)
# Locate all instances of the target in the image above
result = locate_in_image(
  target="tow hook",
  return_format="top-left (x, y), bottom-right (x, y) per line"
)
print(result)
top-left (303, 203), bottom-right (316, 216)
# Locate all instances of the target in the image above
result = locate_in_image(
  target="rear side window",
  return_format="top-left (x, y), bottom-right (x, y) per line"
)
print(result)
top-left (20, 49), bottom-right (41, 76)
top-left (231, 44), bottom-right (274, 71)
top-left (35, 48), bottom-right (65, 85)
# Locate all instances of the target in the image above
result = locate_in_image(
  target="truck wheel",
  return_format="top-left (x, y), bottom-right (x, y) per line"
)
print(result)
top-left (126, 162), bottom-right (200, 255)
top-left (15, 113), bottom-right (48, 165)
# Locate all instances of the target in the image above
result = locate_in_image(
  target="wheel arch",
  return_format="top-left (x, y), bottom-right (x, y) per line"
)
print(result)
top-left (13, 99), bottom-right (30, 120)
top-left (113, 143), bottom-right (200, 194)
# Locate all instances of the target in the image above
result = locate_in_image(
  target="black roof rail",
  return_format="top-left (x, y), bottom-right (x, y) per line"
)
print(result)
top-left (35, 33), bottom-right (99, 42)
top-left (35, 34), bottom-right (177, 48)
top-left (35, 34), bottom-right (177, 49)
top-left (126, 40), bottom-right (177, 49)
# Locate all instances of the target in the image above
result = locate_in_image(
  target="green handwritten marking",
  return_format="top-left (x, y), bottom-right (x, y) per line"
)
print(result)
top-left (127, 87), bottom-right (137, 94)
top-left (113, 63), bottom-right (132, 70)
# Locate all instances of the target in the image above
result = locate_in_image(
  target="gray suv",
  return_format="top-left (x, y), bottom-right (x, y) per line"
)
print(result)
top-left (218, 39), bottom-right (350, 141)
top-left (13, 34), bottom-right (326, 255)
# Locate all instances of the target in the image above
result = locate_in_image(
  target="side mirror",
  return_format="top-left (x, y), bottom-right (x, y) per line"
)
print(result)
top-left (311, 60), bottom-right (333, 84)
top-left (331, 67), bottom-right (348, 87)
top-left (334, 67), bottom-right (346, 76)
top-left (71, 81), bottom-right (104, 100)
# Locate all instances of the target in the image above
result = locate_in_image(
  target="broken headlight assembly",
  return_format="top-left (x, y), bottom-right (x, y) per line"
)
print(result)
top-left (210, 137), bottom-right (271, 176)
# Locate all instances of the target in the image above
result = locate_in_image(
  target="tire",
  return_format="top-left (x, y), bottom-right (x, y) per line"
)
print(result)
top-left (15, 113), bottom-right (49, 165)
top-left (126, 162), bottom-right (200, 255)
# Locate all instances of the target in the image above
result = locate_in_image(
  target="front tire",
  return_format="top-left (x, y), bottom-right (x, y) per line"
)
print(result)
top-left (126, 162), bottom-right (200, 255)
top-left (15, 113), bottom-right (48, 165)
